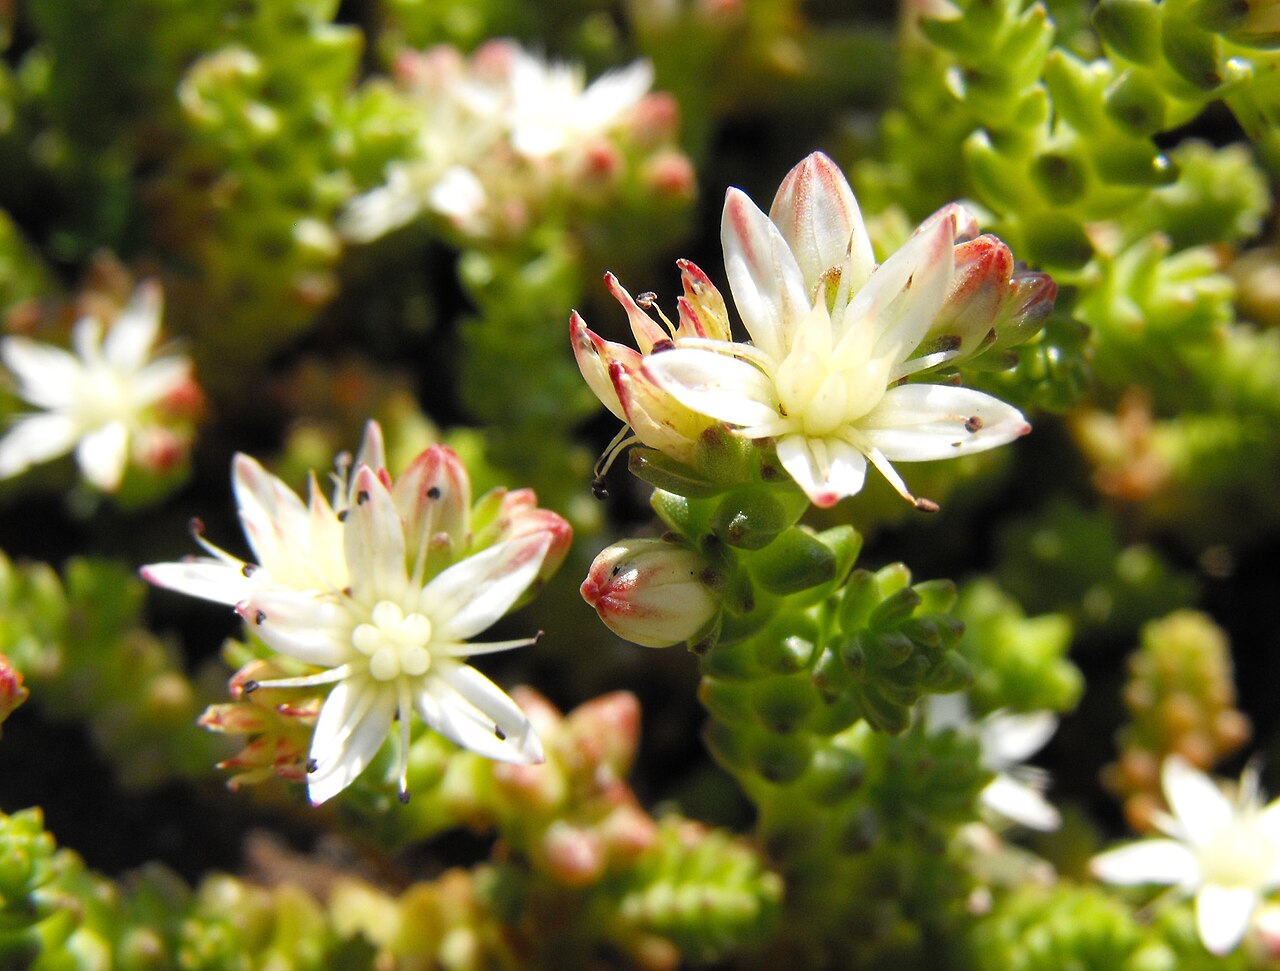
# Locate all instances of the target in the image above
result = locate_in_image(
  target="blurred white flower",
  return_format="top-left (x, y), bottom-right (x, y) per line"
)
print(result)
top-left (0, 282), bottom-right (194, 492)
top-left (1091, 755), bottom-right (1280, 956)
top-left (341, 41), bottom-right (656, 243)
top-left (926, 693), bottom-right (1062, 831)
top-left (143, 424), bottom-right (571, 804)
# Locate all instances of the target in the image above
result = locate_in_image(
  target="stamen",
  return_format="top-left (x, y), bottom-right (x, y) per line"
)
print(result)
top-left (306, 758), bottom-right (318, 773)
top-left (252, 665), bottom-right (353, 690)
top-left (397, 679), bottom-right (413, 804)
top-left (964, 415), bottom-right (984, 433)
top-left (427, 486), bottom-right (441, 500)
top-left (494, 725), bottom-right (507, 741)
top-left (592, 425), bottom-right (639, 494)
top-left (863, 445), bottom-right (923, 508)
top-left (434, 633), bottom-right (542, 657)
top-left (893, 348), bottom-right (960, 380)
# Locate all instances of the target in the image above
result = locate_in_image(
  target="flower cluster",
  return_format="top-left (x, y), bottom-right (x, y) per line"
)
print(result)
top-left (0, 282), bottom-right (201, 492)
top-left (342, 39), bottom-right (692, 244)
top-left (143, 423), bottom-right (571, 804)
top-left (573, 152), bottom-right (1055, 509)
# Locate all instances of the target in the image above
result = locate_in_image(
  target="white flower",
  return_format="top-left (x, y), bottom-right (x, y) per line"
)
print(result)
top-left (926, 693), bottom-right (1062, 831)
top-left (341, 41), bottom-right (654, 243)
top-left (1091, 755), bottom-right (1280, 955)
top-left (643, 152), bottom-right (1033, 509)
top-left (142, 424), bottom-right (571, 805)
top-left (0, 282), bottom-right (194, 492)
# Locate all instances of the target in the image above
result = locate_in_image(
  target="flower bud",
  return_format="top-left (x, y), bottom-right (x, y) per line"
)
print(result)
top-left (581, 539), bottom-right (720, 647)
top-left (0, 653), bottom-right (28, 736)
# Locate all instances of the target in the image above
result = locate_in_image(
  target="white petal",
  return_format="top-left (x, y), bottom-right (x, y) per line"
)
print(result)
top-left (643, 346), bottom-right (781, 429)
top-left (76, 420), bottom-right (129, 491)
top-left (579, 60), bottom-right (653, 131)
top-left (140, 559), bottom-right (252, 606)
top-left (982, 773), bottom-right (1061, 831)
top-left (343, 465), bottom-right (408, 604)
top-left (860, 385), bottom-right (1029, 461)
top-left (570, 312), bottom-right (630, 421)
top-left (340, 173), bottom-right (423, 243)
top-left (1164, 756), bottom-right (1234, 847)
top-left (133, 356), bottom-right (192, 406)
top-left (1196, 883), bottom-right (1257, 955)
top-left (924, 692), bottom-right (969, 732)
top-left (239, 589), bottom-right (352, 667)
top-left (845, 214), bottom-right (953, 361)
top-left (101, 282), bottom-right (162, 372)
top-left (307, 679), bottom-right (397, 804)
top-left (0, 414), bottom-right (79, 478)
top-left (427, 165), bottom-right (487, 224)
top-left (233, 454), bottom-right (314, 575)
top-left (769, 152), bottom-right (873, 296)
top-left (1090, 839), bottom-right (1201, 886)
top-left (1, 338), bottom-right (81, 408)
top-left (71, 316), bottom-right (104, 363)
top-left (721, 188), bottom-right (810, 360)
top-left (981, 710), bottom-right (1058, 768)
top-left (776, 434), bottom-right (867, 508)
top-left (422, 535), bottom-right (549, 642)
top-left (418, 661), bottom-right (543, 763)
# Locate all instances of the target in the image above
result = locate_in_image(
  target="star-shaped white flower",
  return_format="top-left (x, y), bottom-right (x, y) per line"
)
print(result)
top-left (341, 41), bottom-right (654, 243)
top-left (643, 152), bottom-right (1034, 509)
top-left (0, 282), bottom-right (194, 492)
top-left (142, 424), bottom-right (571, 804)
top-left (926, 693), bottom-right (1062, 832)
top-left (1091, 755), bottom-right (1280, 955)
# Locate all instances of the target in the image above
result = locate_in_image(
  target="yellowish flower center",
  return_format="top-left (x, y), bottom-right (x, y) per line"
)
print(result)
top-left (352, 599), bottom-right (434, 682)
top-left (772, 304), bottom-right (893, 438)
top-left (1200, 814), bottom-right (1280, 888)
top-left (76, 365), bottom-right (136, 427)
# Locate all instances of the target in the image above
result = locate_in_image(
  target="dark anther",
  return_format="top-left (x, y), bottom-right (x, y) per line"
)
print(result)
top-left (650, 338), bottom-right (675, 353)
top-left (188, 517), bottom-right (206, 536)
top-left (306, 758), bottom-right (318, 773)
top-left (964, 415), bottom-right (984, 433)
top-left (398, 790), bottom-right (411, 805)
top-left (611, 565), bottom-right (622, 577)
top-left (591, 476), bottom-right (609, 500)
top-left (637, 291), bottom-right (659, 308)
top-left (494, 725), bottom-right (507, 741)
top-left (356, 490), bottom-right (370, 505)
top-left (427, 486), bottom-right (441, 500)
top-left (343, 586), bottom-right (353, 597)
top-left (242, 680), bottom-right (260, 694)
top-left (936, 335), bottom-right (962, 352)
top-left (337, 510), bottom-right (349, 522)
top-left (914, 497), bottom-right (941, 514)
top-left (254, 610), bottom-right (267, 624)
top-left (241, 563), bottom-right (257, 577)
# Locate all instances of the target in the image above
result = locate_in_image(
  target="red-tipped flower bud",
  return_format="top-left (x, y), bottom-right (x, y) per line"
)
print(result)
top-left (581, 539), bottom-right (720, 647)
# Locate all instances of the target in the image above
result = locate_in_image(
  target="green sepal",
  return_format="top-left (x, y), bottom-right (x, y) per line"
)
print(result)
top-left (747, 526), bottom-right (839, 595)
top-left (1161, 14), bottom-right (1233, 91)
top-left (752, 673), bottom-right (820, 734)
top-left (801, 747), bottom-right (867, 806)
top-left (691, 423), bottom-right (757, 486)
top-left (711, 485), bottom-right (804, 550)
top-left (629, 448), bottom-right (722, 498)
top-left (1030, 150), bottom-right (1088, 205)
top-left (753, 614), bottom-right (821, 675)
top-left (1104, 68), bottom-right (1169, 135)
top-left (1093, 0), bottom-right (1163, 63)
top-left (749, 732), bottom-right (813, 784)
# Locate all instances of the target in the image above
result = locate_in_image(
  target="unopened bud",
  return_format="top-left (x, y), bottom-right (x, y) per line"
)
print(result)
top-left (581, 539), bottom-right (720, 647)
top-left (0, 653), bottom-right (28, 735)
